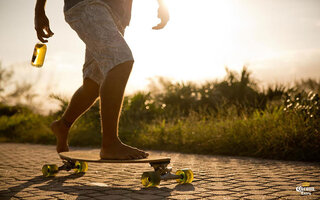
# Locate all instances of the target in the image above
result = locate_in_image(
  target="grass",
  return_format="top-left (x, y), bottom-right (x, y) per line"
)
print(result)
top-left (126, 107), bottom-right (319, 161)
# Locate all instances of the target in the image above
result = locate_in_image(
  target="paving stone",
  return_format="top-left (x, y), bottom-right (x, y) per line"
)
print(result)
top-left (25, 195), bottom-right (54, 200)
top-left (240, 185), bottom-right (268, 190)
top-left (124, 193), bottom-right (163, 200)
top-left (244, 194), bottom-right (277, 199)
top-left (230, 192), bottom-right (249, 198)
top-left (244, 189), bottom-right (271, 195)
top-left (95, 194), bottom-right (126, 200)
top-left (229, 187), bottom-right (247, 192)
top-left (270, 190), bottom-right (301, 197)
top-left (76, 196), bottom-right (92, 200)
top-left (86, 192), bottom-right (107, 197)
top-left (14, 192), bottom-right (36, 198)
top-left (278, 195), bottom-right (319, 200)
top-left (103, 189), bottom-right (131, 195)
top-left (238, 181), bottom-right (263, 186)
top-left (273, 185), bottom-right (297, 190)
top-left (168, 194), bottom-right (201, 199)
top-left (206, 195), bottom-right (238, 200)
top-left (204, 185), bottom-right (233, 190)
top-left (271, 181), bottom-right (297, 186)
top-left (0, 191), bottom-right (14, 199)
top-left (205, 190), bottom-right (235, 195)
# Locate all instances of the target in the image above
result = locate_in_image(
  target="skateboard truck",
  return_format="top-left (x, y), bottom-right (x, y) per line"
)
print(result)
top-left (150, 162), bottom-right (182, 181)
top-left (42, 160), bottom-right (89, 178)
top-left (58, 160), bottom-right (77, 171)
top-left (140, 161), bottom-right (194, 187)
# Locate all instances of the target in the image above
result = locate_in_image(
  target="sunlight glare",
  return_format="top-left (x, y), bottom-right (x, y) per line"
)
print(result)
top-left (127, 0), bottom-right (244, 88)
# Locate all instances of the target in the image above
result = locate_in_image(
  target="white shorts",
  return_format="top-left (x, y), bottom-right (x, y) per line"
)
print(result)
top-left (64, 0), bottom-right (134, 85)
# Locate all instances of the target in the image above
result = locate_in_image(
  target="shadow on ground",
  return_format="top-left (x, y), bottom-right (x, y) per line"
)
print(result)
top-left (1, 173), bottom-right (195, 199)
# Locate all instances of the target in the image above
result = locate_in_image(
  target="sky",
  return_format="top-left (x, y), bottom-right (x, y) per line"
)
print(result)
top-left (0, 0), bottom-right (320, 111)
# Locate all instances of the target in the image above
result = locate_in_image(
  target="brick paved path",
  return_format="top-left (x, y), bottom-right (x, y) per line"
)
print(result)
top-left (0, 143), bottom-right (319, 199)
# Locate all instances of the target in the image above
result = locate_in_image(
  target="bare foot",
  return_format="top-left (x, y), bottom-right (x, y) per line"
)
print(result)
top-left (100, 139), bottom-right (149, 160)
top-left (50, 120), bottom-right (69, 153)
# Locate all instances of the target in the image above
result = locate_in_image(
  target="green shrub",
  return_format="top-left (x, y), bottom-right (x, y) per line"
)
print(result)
top-left (129, 108), bottom-right (319, 161)
top-left (0, 106), bottom-right (54, 144)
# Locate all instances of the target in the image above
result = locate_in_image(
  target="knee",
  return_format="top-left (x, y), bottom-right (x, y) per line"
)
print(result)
top-left (83, 78), bottom-right (100, 97)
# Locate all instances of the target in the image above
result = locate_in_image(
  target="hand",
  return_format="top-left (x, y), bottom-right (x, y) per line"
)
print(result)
top-left (152, 3), bottom-right (169, 30)
top-left (34, 12), bottom-right (54, 43)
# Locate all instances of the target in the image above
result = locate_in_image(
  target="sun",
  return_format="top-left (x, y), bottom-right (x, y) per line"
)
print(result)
top-left (126, 0), bottom-right (245, 92)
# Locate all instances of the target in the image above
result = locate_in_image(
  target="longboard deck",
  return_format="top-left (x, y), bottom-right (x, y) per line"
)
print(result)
top-left (59, 150), bottom-right (171, 164)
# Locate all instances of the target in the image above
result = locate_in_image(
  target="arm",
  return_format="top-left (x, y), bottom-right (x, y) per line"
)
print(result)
top-left (35, 0), bottom-right (54, 43)
top-left (152, 0), bottom-right (170, 30)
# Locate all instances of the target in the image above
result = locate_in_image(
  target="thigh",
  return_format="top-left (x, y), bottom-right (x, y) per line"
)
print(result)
top-left (65, 0), bottom-right (133, 77)
top-left (82, 48), bottom-right (104, 85)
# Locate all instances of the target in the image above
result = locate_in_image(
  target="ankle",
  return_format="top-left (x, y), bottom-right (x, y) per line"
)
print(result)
top-left (101, 137), bottom-right (122, 148)
top-left (60, 117), bottom-right (73, 129)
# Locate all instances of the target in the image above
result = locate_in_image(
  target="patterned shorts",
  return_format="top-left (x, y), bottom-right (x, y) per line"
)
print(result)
top-left (64, 0), bottom-right (134, 85)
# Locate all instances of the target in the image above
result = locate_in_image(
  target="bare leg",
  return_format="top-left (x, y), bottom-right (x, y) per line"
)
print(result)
top-left (51, 78), bottom-right (99, 153)
top-left (100, 61), bottom-right (148, 159)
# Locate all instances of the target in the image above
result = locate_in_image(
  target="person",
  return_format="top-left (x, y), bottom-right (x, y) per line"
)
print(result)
top-left (34, 0), bottom-right (169, 159)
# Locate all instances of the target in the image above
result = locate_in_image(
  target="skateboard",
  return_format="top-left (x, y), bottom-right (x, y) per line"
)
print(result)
top-left (42, 150), bottom-right (194, 187)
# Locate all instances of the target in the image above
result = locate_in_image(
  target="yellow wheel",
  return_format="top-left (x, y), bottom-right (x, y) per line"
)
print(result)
top-left (42, 164), bottom-right (58, 177)
top-left (176, 169), bottom-right (194, 184)
top-left (141, 171), bottom-right (161, 187)
top-left (74, 161), bottom-right (88, 173)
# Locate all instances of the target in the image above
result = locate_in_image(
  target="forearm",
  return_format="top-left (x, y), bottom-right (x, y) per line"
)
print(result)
top-left (35, 0), bottom-right (46, 15)
top-left (34, 0), bottom-right (54, 42)
top-left (157, 0), bottom-right (166, 7)
top-left (153, 0), bottom-right (169, 29)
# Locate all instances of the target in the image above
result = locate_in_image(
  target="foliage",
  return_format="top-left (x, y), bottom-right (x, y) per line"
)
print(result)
top-left (0, 107), bottom-right (55, 144)
top-left (295, 78), bottom-right (320, 95)
top-left (284, 91), bottom-right (320, 135)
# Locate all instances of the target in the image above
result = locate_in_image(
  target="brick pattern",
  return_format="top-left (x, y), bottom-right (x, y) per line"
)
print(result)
top-left (0, 143), bottom-right (319, 199)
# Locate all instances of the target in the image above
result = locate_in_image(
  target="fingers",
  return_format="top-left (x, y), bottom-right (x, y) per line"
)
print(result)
top-left (37, 30), bottom-right (48, 43)
top-left (46, 27), bottom-right (54, 37)
top-left (36, 27), bottom-right (54, 43)
top-left (34, 14), bottom-right (54, 42)
top-left (152, 21), bottom-right (167, 30)
top-left (153, 4), bottom-right (169, 30)
top-left (152, 23), bottom-right (164, 30)
top-left (152, 13), bottom-right (169, 30)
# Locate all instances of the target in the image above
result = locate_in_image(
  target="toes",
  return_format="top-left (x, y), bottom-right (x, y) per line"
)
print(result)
top-left (128, 154), bottom-right (137, 160)
top-left (137, 151), bottom-right (148, 158)
top-left (140, 151), bottom-right (148, 158)
top-left (135, 149), bottom-right (148, 158)
top-left (133, 153), bottom-right (143, 159)
top-left (131, 151), bottom-right (146, 159)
